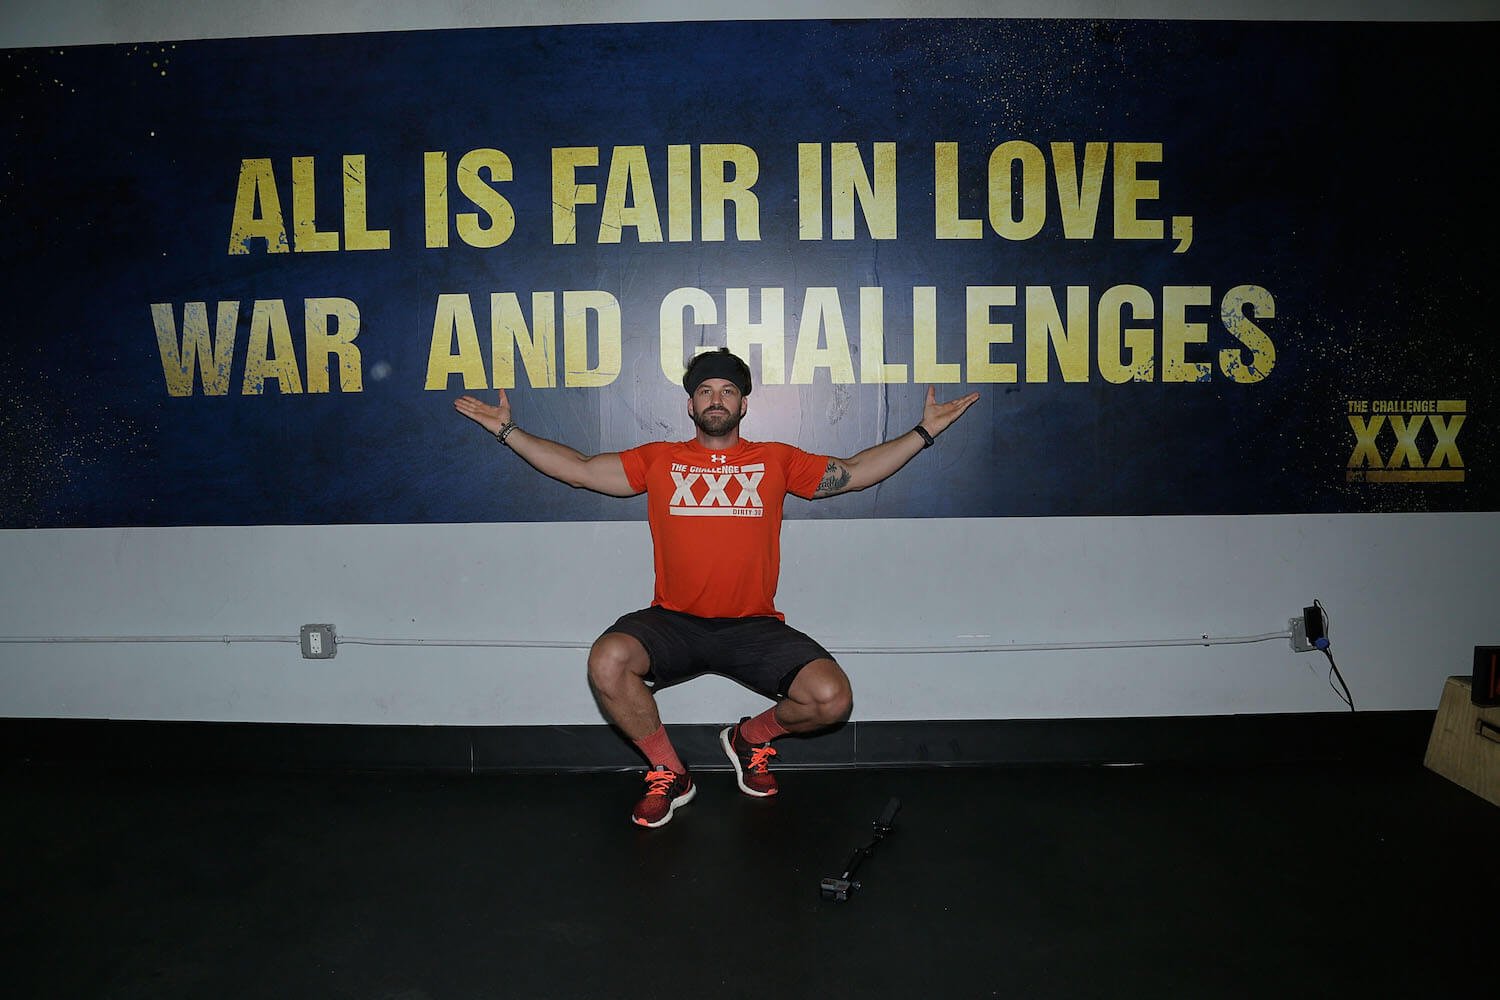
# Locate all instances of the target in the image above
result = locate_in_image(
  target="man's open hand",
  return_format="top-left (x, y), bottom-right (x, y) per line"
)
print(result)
top-left (454, 388), bottom-right (512, 436)
top-left (920, 386), bottom-right (981, 437)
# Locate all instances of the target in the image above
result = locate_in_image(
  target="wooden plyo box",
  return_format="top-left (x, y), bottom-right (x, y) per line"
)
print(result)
top-left (1424, 676), bottom-right (1500, 807)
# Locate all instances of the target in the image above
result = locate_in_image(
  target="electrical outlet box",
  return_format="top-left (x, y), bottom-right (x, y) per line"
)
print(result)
top-left (1302, 605), bottom-right (1326, 644)
top-left (1289, 617), bottom-right (1314, 653)
top-left (300, 624), bottom-right (337, 659)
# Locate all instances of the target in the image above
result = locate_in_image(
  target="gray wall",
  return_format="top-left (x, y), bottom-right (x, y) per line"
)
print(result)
top-left (2, 1), bottom-right (1496, 727)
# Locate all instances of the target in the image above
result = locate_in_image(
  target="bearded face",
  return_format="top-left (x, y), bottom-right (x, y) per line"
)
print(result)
top-left (689, 380), bottom-right (747, 437)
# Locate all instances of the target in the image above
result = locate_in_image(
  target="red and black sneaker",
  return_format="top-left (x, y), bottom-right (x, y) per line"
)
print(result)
top-left (631, 765), bottom-right (696, 828)
top-left (721, 718), bottom-right (779, 797)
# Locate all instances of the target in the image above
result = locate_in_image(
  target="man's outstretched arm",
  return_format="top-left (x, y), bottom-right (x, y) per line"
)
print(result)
top-left (454, 389), bottom-right (637, 497)
top-left (812, 386), bottom-right (980, 499)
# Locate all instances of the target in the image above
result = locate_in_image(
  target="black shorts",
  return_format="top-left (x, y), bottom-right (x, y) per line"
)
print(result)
top-left (602, 606), bottom-right (833, 700)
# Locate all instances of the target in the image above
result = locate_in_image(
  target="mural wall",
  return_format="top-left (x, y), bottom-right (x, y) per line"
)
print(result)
top-left (3, 19), bottom-right (1494, 527)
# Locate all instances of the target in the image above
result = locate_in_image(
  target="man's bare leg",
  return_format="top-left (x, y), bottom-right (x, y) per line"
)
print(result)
top-left (776, 658), bottom-right (854, 731)
top-left (723, 658), bottom-right (853, 797)
top-left (589, 632), bottom-right (695, 827)
top-left (587, 632), bottom-right (661, 740)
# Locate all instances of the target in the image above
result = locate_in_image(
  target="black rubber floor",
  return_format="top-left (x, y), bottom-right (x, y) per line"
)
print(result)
top-left (5, 760), bottom-right (1496, 998)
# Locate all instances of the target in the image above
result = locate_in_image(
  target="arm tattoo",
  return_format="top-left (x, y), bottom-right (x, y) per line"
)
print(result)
top-left (813, 458), bottom-right (852, 498)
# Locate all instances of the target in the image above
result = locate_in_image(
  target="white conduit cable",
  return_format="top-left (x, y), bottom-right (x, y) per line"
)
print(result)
top-left (0, 630), bottom-right (1293, 654)
top-left (824, 631), bottom-right (1291, 655)
top-left (0, 635), bottom-right (297, 645)
top-left (339, 637), bottom-right (592, 649)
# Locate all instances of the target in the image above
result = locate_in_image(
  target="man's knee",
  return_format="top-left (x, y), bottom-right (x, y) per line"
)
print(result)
top-left (793, 659), bottom-right (854, 724)
top-left (587, 633), bottom-right (649, 692)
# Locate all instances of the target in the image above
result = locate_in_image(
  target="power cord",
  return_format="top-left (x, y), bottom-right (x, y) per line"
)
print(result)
top-left (1312, 598), bottom-right (1355, 712)
top-left (0, 629), bottom-right (1297, 655)
top-left (0, 615), bottom-right (1356, 710)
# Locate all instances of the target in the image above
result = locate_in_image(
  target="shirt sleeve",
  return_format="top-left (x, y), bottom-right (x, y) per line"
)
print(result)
top-left (781, 444), bottom-right (831, 499)
top-left (618, 442), bottom-right (669, 494)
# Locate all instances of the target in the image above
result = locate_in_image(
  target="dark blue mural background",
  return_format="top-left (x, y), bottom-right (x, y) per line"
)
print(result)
top-left (1, 19), bottom-right (1495, 527)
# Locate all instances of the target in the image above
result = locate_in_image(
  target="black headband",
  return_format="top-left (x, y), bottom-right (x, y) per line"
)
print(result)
top-left (682, 349), bottom-right (752, 396)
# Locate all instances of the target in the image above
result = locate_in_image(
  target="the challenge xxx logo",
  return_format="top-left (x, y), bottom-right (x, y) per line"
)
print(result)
top-left (1345, 399), bottom-right (1466, 483)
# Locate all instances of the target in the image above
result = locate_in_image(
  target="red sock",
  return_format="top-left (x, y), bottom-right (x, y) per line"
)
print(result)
top-left (739, 706), bottom-right (789, 745)
top-left (632, 725), bottom-right (686, 774)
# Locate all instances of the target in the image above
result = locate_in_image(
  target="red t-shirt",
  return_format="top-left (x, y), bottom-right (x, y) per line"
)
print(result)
top-left (618, 438), bottom-right (829, 620)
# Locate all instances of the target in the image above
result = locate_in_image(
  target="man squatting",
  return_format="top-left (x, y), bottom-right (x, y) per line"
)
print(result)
top-left (455, 349), bottom-right (979, 827)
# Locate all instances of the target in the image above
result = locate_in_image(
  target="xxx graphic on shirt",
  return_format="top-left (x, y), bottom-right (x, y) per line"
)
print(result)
top-left (667, 461), bottom-right (766, 517)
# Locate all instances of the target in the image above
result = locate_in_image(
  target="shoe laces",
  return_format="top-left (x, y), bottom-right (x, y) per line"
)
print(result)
top-left (644, 767), bottom-right (678, 796)
top-left (747, 745), bottom-right (777, 773)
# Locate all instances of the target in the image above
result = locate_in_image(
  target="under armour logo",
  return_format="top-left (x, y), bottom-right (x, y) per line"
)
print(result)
top-left (711, 453), bottom-right (727, 463)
